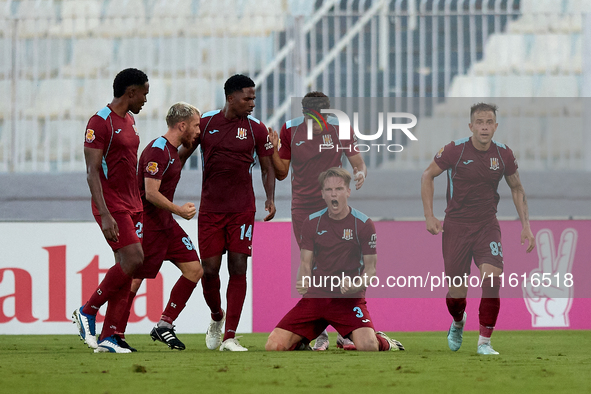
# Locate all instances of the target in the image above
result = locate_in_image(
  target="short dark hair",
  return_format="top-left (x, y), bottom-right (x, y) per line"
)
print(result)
top-left (470, 102), bottom-right (498, 122)
top-left (302, 91), bottom-right (330, 113)
top-left (318, 167), bottom-right (351, 189)
top-left (224, 74), bottom-right (255, 97)
top-left (113, 68), bottom-right (148, 98)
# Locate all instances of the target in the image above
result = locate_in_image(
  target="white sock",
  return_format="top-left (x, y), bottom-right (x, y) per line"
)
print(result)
top-left (478, 335), bottom-right (490, 346)
top-left (452, 313), bottom-right (466, 328)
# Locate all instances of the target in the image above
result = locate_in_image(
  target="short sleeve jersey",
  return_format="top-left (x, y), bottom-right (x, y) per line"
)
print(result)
top-left (84, 105), bottom-right (142, 215)
top-left (279, 116), bottom-right (358, 209)
top-left (196, 110), bottom-right (273, 213)
top-left (434, 137), bottom-right (518, 223)
top-left (138, 137), bottom-right (182, 230)
top-left (300, 207), bottom-right (377, 297)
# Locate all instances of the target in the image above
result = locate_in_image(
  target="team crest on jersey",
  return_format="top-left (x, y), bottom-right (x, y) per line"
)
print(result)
top-left (342, 229), bottom-right (353, 241)
top-left (133, 124), bottom-right (140, 136)
top-left (490, 157), bottom-right (500, 170)
top-left (85, 129), bottom-right (95, 143)
top-left (369, 234), bottom-right (377, 249)
top-left (146, 161), bottom-right (158, 175)
top-left (321, 134), bottom-right (333, 147)
top-left (436, 146), bottom-right (444, 158)
top-left (236, 128), bottom-right (248, 140)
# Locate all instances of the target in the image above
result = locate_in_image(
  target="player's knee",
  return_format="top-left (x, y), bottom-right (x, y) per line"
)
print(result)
top-left (265, 337), bottom-right (288, 351)
top-left (354, 336), bottom-right (379, 352)
top-left (183, 262), bottom-right (203, 283)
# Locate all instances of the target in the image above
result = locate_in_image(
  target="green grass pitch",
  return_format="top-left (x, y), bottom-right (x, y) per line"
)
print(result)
top-left (1, 331), bottom-right (589, 394)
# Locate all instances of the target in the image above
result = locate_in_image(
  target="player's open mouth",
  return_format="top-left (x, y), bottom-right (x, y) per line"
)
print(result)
top-left (331, 200), bottom-right (338, 208)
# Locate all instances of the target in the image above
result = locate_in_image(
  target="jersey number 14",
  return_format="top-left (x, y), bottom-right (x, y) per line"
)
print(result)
top-left (240, 224), bottom-right (253, 241)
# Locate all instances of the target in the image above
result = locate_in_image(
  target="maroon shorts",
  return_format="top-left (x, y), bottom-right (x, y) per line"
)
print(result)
top-left (134, 221), bottom-right (199, 279)
top-left (198, 211), bottom-right (255, 259)
top-left (442, 217), bottom-right (504, 278)
top-left (94, 211), bottom-right (143, 251)
top-left (276, 297), bottom-right (375, 341)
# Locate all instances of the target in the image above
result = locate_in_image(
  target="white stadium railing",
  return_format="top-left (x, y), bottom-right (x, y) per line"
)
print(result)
top-left (0, 0), bottom-right (589, 172)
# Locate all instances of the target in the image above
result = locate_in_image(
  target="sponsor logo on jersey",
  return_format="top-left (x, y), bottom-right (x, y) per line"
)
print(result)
top-left (321, 134), bottom-right (333, 148)
top-left (317, 230), bottom-right (328, 235)
top-left (133, 124), bottom-right (140, 136)
top-left (209, 129), bottom-right (220, 134)
top-left (115, 128), bottom-right (121, 134)
top-left (342, 229), bottom-right (353, 241)
top-left (463, 160), bottom-right (473, 165)
top-left (295, 141), bottom-right (305, 146)
top-left (146, 161), bottom-right (159, 175)
top-left (236, 127), bottom-right (248, 140)
top-left (490, 157), bottom-right (500, 170)
top-left (85, 129), bottom-right (96, 143)
top-left (436, 146), bottom-right (444, 158)
top-left (369, 234), bottom-right (377, 249)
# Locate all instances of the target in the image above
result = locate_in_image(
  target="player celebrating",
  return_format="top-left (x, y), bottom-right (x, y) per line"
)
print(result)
top-left (73, 68), bottom-right (149, 353)
top-left (265, 168), bottom-right (404, 353)
top-left (421, 102), bottom-right (535, 355)
top-left (121, 102), bottom-right (202, 351)
top-left (180, 74), bottom-right (276, 351)
top-left (268, 92), bottom-right (367, 351)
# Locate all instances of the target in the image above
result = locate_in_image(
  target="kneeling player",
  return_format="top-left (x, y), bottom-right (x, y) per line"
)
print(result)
top-left (120, 102), bottom-right (203, 350)
top-left (265, 168), bottom-right (404, 352)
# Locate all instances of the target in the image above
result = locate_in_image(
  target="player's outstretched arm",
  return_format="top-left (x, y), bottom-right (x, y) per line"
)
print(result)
top-left (348, 153), bottom-right (367, 190)
top-left (145, 177), bottom-right (196, 220)
top-left (259, 155), bottom-right (276, 221)
top-left (84, 147), bottom-right (119, 242)
top-left (505, 171), bottom-right (535, 253)
top-left (178, 135), bottom-right (201, 167)
top-left (421, 160), bottom-right (444, 235)
top-left (296, 249), bottom-right (314, 295)
top-left (268, 127), bottom-right (290, 180)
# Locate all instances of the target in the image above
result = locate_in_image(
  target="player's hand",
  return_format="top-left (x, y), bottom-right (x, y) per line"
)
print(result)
top-left (100, 212), bottom-right (119, 242)
top-left (341, 280), bottom-right (364, 295)
top-left (178, 202), bottom-right (196, 220)
top-left (425, 216), bottom-right (443, 235)
top-left (268, 127), bottom-right (279, 151)
top-left (296, 278), bottom-right (308, 295)
top-left (353, 167), bottom-right (365, 190)
top-left (521, 226), bottom-right (536, 253)
top-left (523, 228), bottom-right (576, 327)
top-left (264, 199), bottom-right (276, 221)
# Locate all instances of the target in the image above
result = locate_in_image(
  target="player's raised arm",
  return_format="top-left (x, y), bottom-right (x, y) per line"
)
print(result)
top-left (259, 155), bottom-right (276, 221)
top-left (144, 177), bottom-right (196, 220)
top-left (347, 153), bottom-right (367, 190)
top-left (84, 146), bottom-right (119, 242)
top-left (296, 249), bottom-right (314, 295)
top-left (268, 127), bottom-right (290, 180)
top-left (505, 170), bottom-right (535, 253)
top-left (421, 159), bottom-right (444, 235)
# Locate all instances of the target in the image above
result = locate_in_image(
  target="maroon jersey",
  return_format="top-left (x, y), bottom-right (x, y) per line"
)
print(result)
top-left (138, 136), bottom-right (182, 229)
top-left (84, 105), bottom-right (142, 215)
top-left (197, 110), bottom-right (273, 213)
top-left (279, 116), bottom-right (358, 209)
top-left (300, 207), bottom-right (377, 297)
top-left (434, 137), bottom-right (518, 223)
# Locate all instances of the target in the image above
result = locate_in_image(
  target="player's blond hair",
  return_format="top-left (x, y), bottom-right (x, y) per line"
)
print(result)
top-left (318, 167), bottom-right (351, 189)
top-left (166, 102), bottom-right (201, 127)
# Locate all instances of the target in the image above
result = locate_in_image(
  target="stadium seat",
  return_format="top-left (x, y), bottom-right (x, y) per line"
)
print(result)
top-left (74, 78), bottom-right (113, 118)
top-left (447, 75), bottom-right (490, 97)
top-left (144, 0), bottom-right (192, 37)
top-left (102, 0), bottom-right (146, 38)
top-left (25, 78), bottom-right (78, 118)
top-left (48, 0), bottom-right (101, 38)
top-left (62, 38), bottom-right (112, 78)
top-left (16, 0), bottom-right (54, 38)
top-left (536, 75), bottom-right (580, 97)
top-left (494, 75), bottom-right (534, 97)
